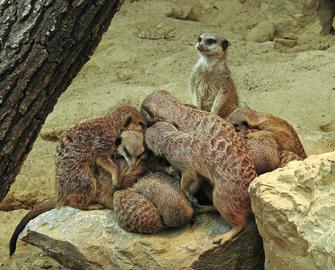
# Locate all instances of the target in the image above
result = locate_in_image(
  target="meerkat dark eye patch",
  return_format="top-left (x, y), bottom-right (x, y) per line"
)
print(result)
top-left (115, 137), bottom-right (122, 146)
top-left (241, 121), bottom-right (249, 129)
top-left (206, 38), bottom-right (217, 45)
top-left (198, 37), bottom-right (202, 43)
top-left (222, 39), bottom-right (229, 50)
top-left (124, 147), bottom-right (131, 157)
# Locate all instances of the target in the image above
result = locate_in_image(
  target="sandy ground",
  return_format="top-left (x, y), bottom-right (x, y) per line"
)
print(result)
top-left (1, 0), bottom-right (334, 268)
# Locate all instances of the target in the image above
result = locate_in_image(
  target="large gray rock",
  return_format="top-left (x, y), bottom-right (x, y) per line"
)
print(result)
top-left (249, 151), bottom-right (335, 270)
top-left (20, 208), bottom-right (264, 270)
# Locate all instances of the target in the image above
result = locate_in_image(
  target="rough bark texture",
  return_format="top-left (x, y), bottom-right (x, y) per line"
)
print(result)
top-left (0, 0), bottom-right (122, 201)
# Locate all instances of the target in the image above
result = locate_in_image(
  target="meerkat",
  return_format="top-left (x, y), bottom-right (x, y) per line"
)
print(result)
top-left (227, 104), bottom-right (307, 159)
top-left (237, 128), bottom-right (303, 174)
top-left (145, 122), bottom-right (257, 245)
top-left (9, 111), bottom-right (146, 256)
top-left (113, 172), bottom-right (193, 234)
top-left (133, 172), bottom-right (193, 228)
top-left (190, 32), bottom-right (239, 118)
top-left (55, 106), bottom-right (146, 209)
top-left (141, 90), bottom-right (246, 150)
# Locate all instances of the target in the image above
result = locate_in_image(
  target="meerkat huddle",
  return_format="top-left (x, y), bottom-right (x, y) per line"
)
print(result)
top-left (10, 32), bottom-right (307, 255)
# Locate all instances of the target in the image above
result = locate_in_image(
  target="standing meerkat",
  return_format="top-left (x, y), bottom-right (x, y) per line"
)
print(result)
top-left (227, 104), bottom-right (307, 159)
top-left (9, 126), bottom-right (144, 256)
top-left (113, 172), bottom-right (193, 234)
top-left (145, 122), bottom-right (257, 245)
top-left (190, 32), bottom-right (239, 118)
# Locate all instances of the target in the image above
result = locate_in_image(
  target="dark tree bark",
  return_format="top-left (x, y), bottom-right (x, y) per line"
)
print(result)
top-left (0, 0), bottom-right (123, 201)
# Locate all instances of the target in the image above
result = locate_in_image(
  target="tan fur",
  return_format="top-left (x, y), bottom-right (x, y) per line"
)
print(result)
top-left (113, 189), bottom-right (164, 234)
top-left (238, 128), bottom-right (282, 174)
top-left (227, 104), bottom-right (307, 159)
top-left (141, 90), bottom-right (247, 152)
top-left (190, 32), bottom-right (238, 118)
top-left (9, 128), bottom-right (147, 256)
top-left (55, 105), bottom-right (146, 209)
top-left (113, 172), bottom-right (193, 233)
top-left (145, 122), bottom-right (257, 245)
top-left (133, 172), bottom-right (193, 228)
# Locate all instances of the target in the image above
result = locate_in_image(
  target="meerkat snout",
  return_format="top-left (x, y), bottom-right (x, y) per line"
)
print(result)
top-left (117, 131), bottom-right (145, 168)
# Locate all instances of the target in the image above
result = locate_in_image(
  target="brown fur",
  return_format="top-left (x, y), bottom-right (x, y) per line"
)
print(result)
top-left (113, 172), bottom-right (193, 233)
top-left (113, 189), bottom-right (164, 234)
top-left (141, 90), bottom-right (248, 152)
top-left (190, 32), bottom-right (238, 118)
top-left (145, 122), bottom-right (257, 245)
top-left (56, 106), bottom-right (146, 209)
top-left (227, 104), bottom-right (307, 159)
top-left (133, 172), bottom-right (193, 228)
top-left (9, 155), bottom-right (147, 257)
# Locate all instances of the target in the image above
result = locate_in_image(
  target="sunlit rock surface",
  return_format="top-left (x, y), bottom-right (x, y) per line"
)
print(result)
top-left (250, 151), bottom-right (335, 270)
top-left (20, 208), bottom-right (264, 270)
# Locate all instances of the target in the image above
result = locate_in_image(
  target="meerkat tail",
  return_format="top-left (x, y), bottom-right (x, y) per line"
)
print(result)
top-left (9, 199), bottom-right (55, 256)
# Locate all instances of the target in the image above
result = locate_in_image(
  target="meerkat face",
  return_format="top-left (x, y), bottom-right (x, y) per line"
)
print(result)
top-left (227, 104), bottom-right (254, 131)
top-left (116, 131), bottom-right (146, 168)
top-left (196, 32), bottom-right (229, 58)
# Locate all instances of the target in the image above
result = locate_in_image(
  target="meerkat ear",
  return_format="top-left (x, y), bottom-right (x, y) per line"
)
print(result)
top-left (222, 39), bottom-right (229, 50)
top-left (124, 116), bottom-right (132, 128)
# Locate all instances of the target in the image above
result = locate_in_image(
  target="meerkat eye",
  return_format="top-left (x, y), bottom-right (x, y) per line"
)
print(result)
top-left (241, 121), bottom-right (249, 128)
top-left (206, 38), bottom-right (217, 45)
top-left (198, 37), bottom-right (202, 43)
top-left (123, 147), bottom-right (131, 157)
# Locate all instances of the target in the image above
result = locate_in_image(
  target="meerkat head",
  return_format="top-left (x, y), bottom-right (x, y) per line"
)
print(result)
top-left (116, 131), bottom-right (146, 169)
top-left (144, 121), bottom-right (178, 156)
top-left (196, 32), bottom-right (229, 59)
top-left (112, 105), bottom-right (147, 132)
top-left (227, 103), bottom-right (264, 131)
top-left (141, 90), bottom-right (178, 125)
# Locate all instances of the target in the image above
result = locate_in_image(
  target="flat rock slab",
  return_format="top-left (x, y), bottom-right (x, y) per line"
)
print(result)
top-left (20, 207), bottom-right (264, 270)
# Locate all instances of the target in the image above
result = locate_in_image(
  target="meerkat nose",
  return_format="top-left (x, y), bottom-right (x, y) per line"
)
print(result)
top-left (197, 44), bottom-right (205, 51)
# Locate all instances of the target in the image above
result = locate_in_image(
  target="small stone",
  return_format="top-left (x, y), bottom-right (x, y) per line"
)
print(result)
top-left (246, 21), bottom-right (275, 42)
top-left (274, 38), bottom-right (297, 49)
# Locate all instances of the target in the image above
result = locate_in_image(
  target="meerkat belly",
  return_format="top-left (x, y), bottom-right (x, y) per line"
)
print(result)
top-left (197, 78), bottom-right (219, 111)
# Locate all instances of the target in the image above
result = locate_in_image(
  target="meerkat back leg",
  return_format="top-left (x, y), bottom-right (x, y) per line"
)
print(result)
top-left (211, 188), bottom-right (247, 245)
top-left (180, 170), bottom-right (202, 207)
top-left (213, 224), bottom-right (245, 245)
top-left (96, 156), bottom-right (121, 189)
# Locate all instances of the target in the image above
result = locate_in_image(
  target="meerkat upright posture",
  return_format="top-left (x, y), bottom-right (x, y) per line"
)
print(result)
top-left (145, 122), bottom-right (257, 245)
top-left (227, 104), bottom-right (307, 160)
top-left (190, 32), bottom-right (239, 118)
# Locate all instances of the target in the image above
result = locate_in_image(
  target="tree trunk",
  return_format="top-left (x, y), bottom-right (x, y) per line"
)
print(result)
top-left (0, 0), bottom-right (123, 201)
